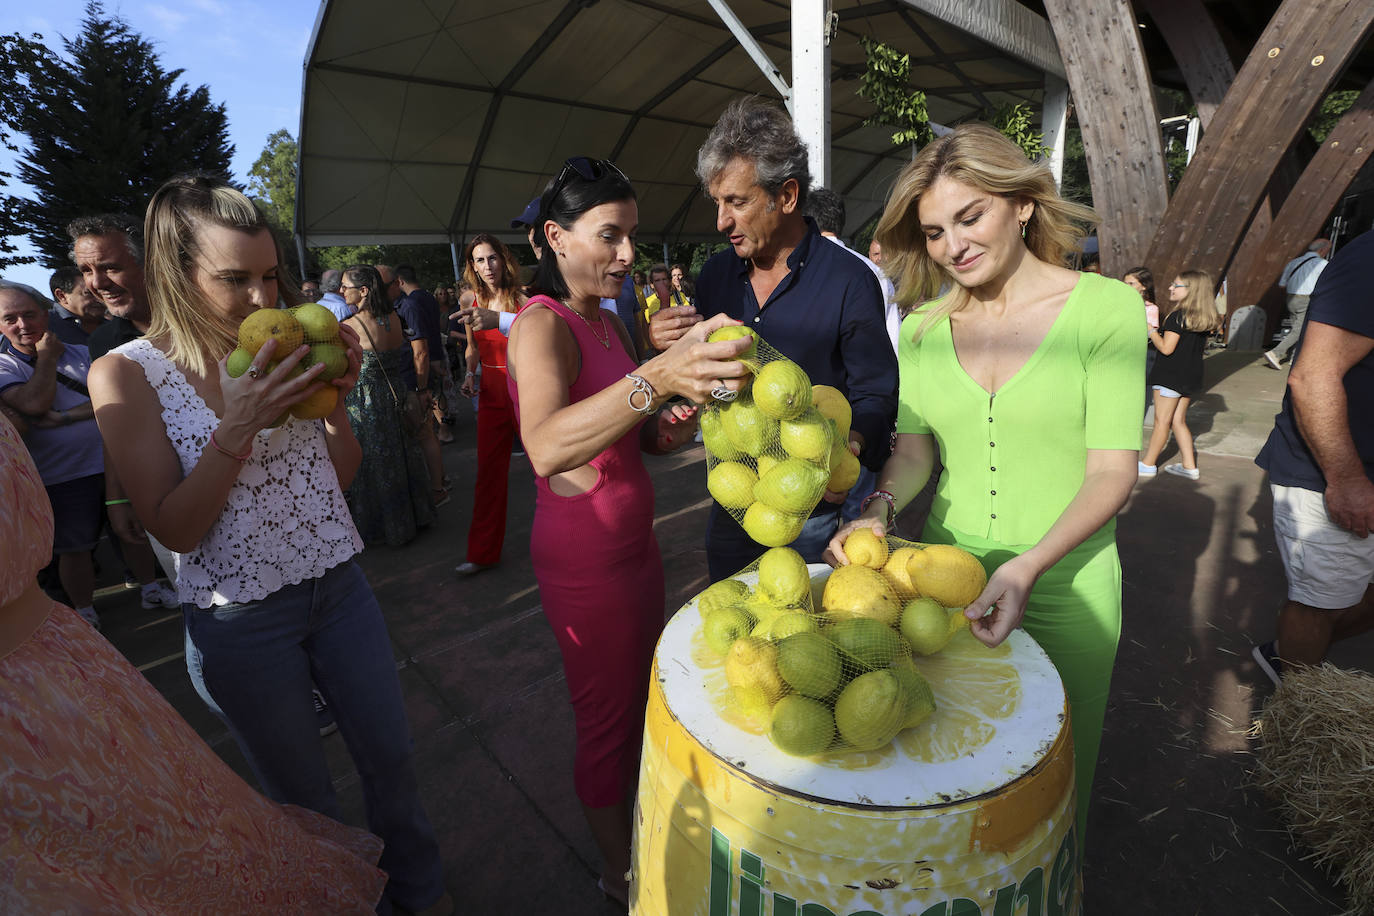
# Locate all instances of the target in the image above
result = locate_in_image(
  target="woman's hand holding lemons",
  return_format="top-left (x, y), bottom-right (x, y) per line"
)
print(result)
top-left (218, 337), bottom-right (327, 444)
top-left (823, 515), bottom-right (887, 568)
top-left (641, 313), bottom-right (754, 405)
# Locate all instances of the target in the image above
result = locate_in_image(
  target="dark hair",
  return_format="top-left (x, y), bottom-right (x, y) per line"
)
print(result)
top-left (50, 265), bottom-right (84, 296)
top-left (528, 159), bottom-right (636, 301)
top-left (1124, 266), bottom-right (1155, 303)
top-left (697, 96), bottom-right (811, 209)
top-left (394, 264), bottom-right (418, 285)
top-left (67, 213), bottom-right (143, 263)
top-left (344, 265), bottom-right (392, 320)
top-left (805, 187), bottom-right (845, 235)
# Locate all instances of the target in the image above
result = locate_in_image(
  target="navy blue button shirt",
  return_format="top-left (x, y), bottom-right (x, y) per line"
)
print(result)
top-left (695, 217), bottom-right (898, 468)
top-left (1257, 228), bottom-right (1374, 489)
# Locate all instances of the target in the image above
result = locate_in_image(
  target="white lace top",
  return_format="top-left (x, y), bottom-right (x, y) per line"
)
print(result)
top-left (113, 339), bottom-right (362, 608)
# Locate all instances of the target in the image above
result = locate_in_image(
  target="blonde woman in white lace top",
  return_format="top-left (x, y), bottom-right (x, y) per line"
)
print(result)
top-left (88, 175), bottom-right (449, 914)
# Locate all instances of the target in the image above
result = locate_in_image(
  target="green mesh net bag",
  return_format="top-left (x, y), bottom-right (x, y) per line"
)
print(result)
top-left (700, 329), bottom-right (846, 547)
top-left (691, 536), bottom-right (989, 758)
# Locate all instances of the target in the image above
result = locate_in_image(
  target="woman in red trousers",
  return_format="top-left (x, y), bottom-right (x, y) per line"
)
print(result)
top-left (455, 234), bottom-right (526, 576)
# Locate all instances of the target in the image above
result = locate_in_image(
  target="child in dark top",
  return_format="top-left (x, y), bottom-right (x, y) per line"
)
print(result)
top-left (1139, 269), bottom-right (1222, 479)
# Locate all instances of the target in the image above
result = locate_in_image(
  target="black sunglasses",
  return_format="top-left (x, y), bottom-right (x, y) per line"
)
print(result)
top-left (541, 156), bottom-right (630, 219)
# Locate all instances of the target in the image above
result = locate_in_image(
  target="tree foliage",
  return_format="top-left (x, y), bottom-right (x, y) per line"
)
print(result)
top-left (1309, 90), bottom-right (1359, 145)
top-left (992, 102), bottom-right (1051, 161)
top-left (1, 2), bottom-right (234, 268)
top-left (856, 37), bottom-right (934, 148)
top-left (247, 128), bottom-right (298, 240)
top-left (0, 32), bottom-right (53, 267)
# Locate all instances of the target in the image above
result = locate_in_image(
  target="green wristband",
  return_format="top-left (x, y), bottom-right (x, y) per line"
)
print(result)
top-left (104, 498), bottom-right (131, 507)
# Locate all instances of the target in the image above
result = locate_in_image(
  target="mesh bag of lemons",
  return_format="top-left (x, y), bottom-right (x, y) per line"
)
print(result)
top-left (701, 327), bottom-right (862, 547)
top-left (695, 534), bottom-right (989, 758)
top-left (226, 304), bottom-right (349, 424)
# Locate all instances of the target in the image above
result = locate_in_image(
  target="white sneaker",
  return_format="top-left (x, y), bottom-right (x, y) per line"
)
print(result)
top-left (1137, 461), bottom-right (1157, 477)
top-left (75, 605), bottom-right (101, 629)
top-left (140, 582), bottom-right (179, 609)
top-left (1163, 463), bottom-right (1200, 480)
top-left (1263, 351), bottom-right (1282, 370)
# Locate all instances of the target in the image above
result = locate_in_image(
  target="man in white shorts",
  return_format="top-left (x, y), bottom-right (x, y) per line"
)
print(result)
top-left (1252, 229), bottom-right (1374, 683)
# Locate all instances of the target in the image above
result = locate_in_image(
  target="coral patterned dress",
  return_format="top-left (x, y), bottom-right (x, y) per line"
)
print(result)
top-left (0, 413), bottom-right (387, 913)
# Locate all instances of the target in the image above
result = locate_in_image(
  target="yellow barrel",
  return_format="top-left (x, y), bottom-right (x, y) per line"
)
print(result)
top-left (630, 566), bottom-right (1081, 916)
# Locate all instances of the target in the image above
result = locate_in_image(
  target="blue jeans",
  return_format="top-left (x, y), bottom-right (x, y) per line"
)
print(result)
top-left (183, 561), bottom-right (444, 911)
top-left (706, 502), bottom-right (841, 582)
top-left (841, 466), bottom-right (878, 523)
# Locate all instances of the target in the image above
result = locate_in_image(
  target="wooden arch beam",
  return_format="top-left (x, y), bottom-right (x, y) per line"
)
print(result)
top-left (1227, 75), bottom-right (1374, 313)
top-left (1136, 0), bottom-right (1235, 129)
top-left (1042, 0), bottom-right (1169, 274)
top-left (1144, 0), bottom-right (1374, 288)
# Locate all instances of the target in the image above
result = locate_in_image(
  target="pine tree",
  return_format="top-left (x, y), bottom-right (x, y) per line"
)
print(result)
top-left (3, 2), bottom-right (234, 267)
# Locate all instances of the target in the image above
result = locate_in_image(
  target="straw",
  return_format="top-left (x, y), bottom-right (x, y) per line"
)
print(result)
top-left (1252, 663), bottom-right (1374, 915)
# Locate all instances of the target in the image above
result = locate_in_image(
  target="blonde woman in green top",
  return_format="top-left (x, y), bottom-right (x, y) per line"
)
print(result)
top-left (826, 124), bottom-right (1145, 852)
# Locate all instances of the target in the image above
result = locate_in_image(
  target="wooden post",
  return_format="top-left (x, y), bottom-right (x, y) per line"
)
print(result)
top-left (1042, 0), bottom-right (1169, 275)
top-left (1227, 76), bottom-right (1374, 316)
top-left (1135, 0), bottom-right (1235, 129)
top-left (1144, 0), bottom-right (1374, 289)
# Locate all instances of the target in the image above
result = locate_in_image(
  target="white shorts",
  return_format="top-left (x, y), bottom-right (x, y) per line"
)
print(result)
top-left (1152, 384), bottom-right (1182, 399)
top-left (1272, 484), bottom-right (1374, 609)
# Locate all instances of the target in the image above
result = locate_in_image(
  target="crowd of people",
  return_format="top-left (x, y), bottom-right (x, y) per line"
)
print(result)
top-left (1, 89), bottom-right (1370, 913)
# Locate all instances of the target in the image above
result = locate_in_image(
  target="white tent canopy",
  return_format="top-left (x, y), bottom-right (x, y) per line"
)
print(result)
top-left (295, 0), bottom-right (1062, 252)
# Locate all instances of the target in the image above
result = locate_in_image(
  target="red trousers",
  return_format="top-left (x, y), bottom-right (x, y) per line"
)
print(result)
top-left (465, 394), bottom-right (516, 565)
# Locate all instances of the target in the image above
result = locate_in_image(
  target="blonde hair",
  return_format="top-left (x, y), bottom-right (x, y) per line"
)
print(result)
top-left (1169, 269), bottom-right (1223, 334)
top-left (144, 174), bottom-right (300, 377)
top-left (874, 123), bottom-right (1098, 338)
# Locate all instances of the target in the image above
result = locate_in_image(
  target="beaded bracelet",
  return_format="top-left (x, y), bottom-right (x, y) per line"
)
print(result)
top-left (625, 373), bottom-right (656, 414)
top-left (859, 489), bottom-right (897, 528)
top-left (209, 430), bottom-right (252, 463)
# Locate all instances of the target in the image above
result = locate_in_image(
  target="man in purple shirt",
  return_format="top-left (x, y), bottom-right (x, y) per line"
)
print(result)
top-left (0, 283), bottom-right (105, 626)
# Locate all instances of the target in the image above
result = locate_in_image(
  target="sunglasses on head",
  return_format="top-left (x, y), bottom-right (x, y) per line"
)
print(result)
top-left (542, 156), bottom-right (630, 217)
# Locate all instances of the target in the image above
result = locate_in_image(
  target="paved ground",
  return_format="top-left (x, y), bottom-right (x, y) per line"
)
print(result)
top-left (89, 348), bottom-right (1368, 915)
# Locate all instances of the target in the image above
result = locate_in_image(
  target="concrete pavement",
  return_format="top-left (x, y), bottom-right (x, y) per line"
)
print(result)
top-left (89, 346), bottom-right (1367, 914)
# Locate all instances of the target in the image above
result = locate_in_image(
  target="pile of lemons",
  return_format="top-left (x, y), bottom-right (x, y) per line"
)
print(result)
top-left (228, 305), bottom-right (349, 424)
top-left (696, 536), bottom-right (990, 758)
top-left (702, 328), bottom-right (860, 547)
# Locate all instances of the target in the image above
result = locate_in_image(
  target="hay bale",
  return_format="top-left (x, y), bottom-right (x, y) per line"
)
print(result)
top-left (1254, 663), bottom-right (1374, 915)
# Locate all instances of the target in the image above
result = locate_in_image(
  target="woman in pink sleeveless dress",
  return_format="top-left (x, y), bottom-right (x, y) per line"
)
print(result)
top-left (506, 157), bottom-right (753, 904)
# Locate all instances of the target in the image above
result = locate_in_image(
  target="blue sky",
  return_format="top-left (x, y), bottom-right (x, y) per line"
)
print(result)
top-left (2, 0), bottom-right (319, 293)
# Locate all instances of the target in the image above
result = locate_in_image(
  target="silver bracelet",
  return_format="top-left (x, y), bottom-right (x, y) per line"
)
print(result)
top-left (624, 373), bottom-right (656, 414)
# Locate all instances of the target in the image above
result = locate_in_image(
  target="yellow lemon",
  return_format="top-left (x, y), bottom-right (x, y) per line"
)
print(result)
top-left (292, 302), bottom-right (341, 343)
top-left (882, 547), bottom-right (921, 597)
top-left (742, 502), bottom-right (806, 548)
top-left (290, 385), bottom-right (338, 420)
top-left (724, 637), bottom-right (786, 703)
top-left (238, 307), bottom-right (304, 356)
top-left (811, 385), bottom-right (852, 441)
top-left (821, 564), bottom-right (900, 626)
top-left (753, 359), bottom-right (813, 419)
top-left (755, 546), bottom-right (811, 607)
top-left (707, 461), bottom-right (757, 511)
top-left (907, 544), bottom-right (988, 608)
top-left (843, 528), bottom-right (889, 569)
top-left (753, 458), bottom-right (827, 515)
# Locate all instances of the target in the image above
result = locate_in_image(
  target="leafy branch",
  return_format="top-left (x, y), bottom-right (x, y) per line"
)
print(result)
top-left (856, 37), bottom-right (933, 148)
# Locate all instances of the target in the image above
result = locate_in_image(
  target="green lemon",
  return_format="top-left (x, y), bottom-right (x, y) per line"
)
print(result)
top-left (697, 578), bottom-right (750, 617)
top-left (756, 546), bottom-right (811, 607)
top-left (890, 656), bottom-right (938, 729)
top-left (900, 597), bottom-right (953, 656)
top-left (834, 669), bottom-right (908, 751)
top-left (700, 408), bottom-right (743, 460)
top-left (753, 359), bottom-right (812, 419)
top-left (721, 395), bottom-right (779, 457)
top-left (825, 617), bottom-right (905, 671)
top-left (778, 408), bottom-right (832, 463)
top-left (703, 605), bottom-right (756, 656)
top-left (753, 457), bottom-right (828, 516)
top-left (769, 695), bottom-right (836, 756)
top-left (777, 631), bottom-right (842, 698)
top-left (707, 461), bottom-right (758, 511)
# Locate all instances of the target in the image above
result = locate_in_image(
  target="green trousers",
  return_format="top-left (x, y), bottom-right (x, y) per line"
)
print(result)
top-left (924, 518), bottom-right (1122, 851)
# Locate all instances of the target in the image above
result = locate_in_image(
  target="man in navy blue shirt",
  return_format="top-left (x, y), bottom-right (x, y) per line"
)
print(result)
top-left (651, 97), bottom-right (898, 580)
top-left (1252, 229), bottom-right (1374, 683)
top-left (392, 264), bottom-right (450, 501)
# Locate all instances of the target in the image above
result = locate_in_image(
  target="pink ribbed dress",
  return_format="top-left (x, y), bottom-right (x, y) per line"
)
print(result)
top-left (508, 295), bottom-right (665, 807)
